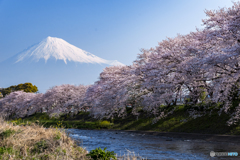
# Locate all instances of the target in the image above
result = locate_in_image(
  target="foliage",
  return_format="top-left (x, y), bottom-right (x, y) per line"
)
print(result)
top-left (56, 120), bottom-right (64, 128)
top-left (0, 90), bottom-right (39, 119)
top-left (87, 147), bottom-right (116, 160)
top-left (19, 107), bottom-right (240, 135)
top-left (0, 84), bottom-right (88, 119)
top-left (15, 83), bottom-right (38, 93)
top-left (82, 1), bottom-right (240, 124)
top-left (0, 147), bottom-right (13, 155)
top-left (54, 131), bottom-right (61, 140)
top-left (0, 129), bottom-right (16, 139)
top-left (99, 120), bottom-right (113, 128)
top-left (199, 87), bottom-right (207, 102)
top-left (1, 82), bottom-right (38, 97)
top-left (2, 2), bottom-right (240, 126)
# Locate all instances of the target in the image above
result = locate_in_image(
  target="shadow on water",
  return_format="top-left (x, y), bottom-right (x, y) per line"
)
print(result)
top-left (67, 129), bottom-right (240, 160)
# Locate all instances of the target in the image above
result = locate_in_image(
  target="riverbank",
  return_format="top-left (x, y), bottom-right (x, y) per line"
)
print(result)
top-left (1, 118), bottom-right (144, 160)
top-left (17, 105), bottom-right (240, 136)
top-left (6, 104), bottom-right (238, 149)
top-left (0, 118), bottom-right (88, 160)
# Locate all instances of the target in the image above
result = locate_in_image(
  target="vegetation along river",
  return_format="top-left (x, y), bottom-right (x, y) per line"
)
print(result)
top-left (67, 129), bottom-right (240, 160)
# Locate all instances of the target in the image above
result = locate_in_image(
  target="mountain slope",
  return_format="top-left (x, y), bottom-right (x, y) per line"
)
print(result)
top-left (13, 36), bottom-right (124, 66)
top-left (0, 36), bottom-right (124, 92)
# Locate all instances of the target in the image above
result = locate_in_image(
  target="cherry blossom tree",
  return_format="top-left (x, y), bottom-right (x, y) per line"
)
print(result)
top-left (26, 93), bottom-right (44, 116)
top-left (193, 2), bottom-right (240, 114)
top-left (85, 65), bottom-right (140, 119)
top-left (0, 84), bottom-right (89, 118)
top-left (134, 34), bottom-right (206, 112)
top-left (2, 2), bottom-right (240, 126)
top-left (39, 84), bottom-right (89, 116)
top-left (131, 2), bottom-right (240, 120)
top-left (0, 91), bottom-right (37, 118)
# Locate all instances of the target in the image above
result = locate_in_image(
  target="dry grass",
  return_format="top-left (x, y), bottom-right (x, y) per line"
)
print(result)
top-left (0, 117), bottom-right (145, 160)
top-left (0, 117), bottom-right (88, 160)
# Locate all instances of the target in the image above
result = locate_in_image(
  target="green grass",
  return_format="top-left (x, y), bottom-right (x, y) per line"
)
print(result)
top-left (14, 112), bottom-right (112, 129)
top-left (111, 105), bottom-right (240, 135)
top-left (0, 129), bottom-right (16, 139)
top-left (13, 106), bottom-right (240, 135)
top-left (0, 147), bottom-right (13, 155)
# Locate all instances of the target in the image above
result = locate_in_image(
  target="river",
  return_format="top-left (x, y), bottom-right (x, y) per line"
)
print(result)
top-left (67, 129), bottom-right (240, 160)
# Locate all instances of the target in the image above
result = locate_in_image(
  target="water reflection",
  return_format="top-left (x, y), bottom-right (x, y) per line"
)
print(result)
top-left (67, 129), bottom-right (240, 160)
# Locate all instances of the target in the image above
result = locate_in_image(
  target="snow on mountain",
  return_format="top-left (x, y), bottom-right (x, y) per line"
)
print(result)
top-left (107, 60), bottom-right (125, 66)
top-left (16, 36), bottom-right (124, 66)
top-left (0, 36), bottom-right (125, 92)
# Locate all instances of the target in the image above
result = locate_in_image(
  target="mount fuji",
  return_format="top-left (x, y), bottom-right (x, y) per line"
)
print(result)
top-left (0, 36), bottom-right (124, 92)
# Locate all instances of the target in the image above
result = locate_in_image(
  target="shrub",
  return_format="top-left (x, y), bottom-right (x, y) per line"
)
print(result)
top-left (87, 147), bottom-right (116, 160)
top-left (99, 121), bottom-right (113, 128)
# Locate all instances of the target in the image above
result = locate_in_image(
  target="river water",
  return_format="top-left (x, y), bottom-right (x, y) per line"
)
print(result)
top-left (67, 129), bottom-right (240, 160)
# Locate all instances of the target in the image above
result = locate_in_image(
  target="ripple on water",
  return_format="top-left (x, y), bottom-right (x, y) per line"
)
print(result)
top-left (70, 134), bottom-right (89, 139)
top-left (67, 129), bottom-right (240, 160)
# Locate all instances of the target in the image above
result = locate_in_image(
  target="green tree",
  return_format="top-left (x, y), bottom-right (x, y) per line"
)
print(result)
top-left (1, 83), bottom-right (38, 97)
top-left (15, 83), bottom-right (38, 93)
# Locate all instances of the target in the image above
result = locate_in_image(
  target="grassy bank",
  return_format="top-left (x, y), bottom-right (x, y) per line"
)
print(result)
top-left (14, 105), bottom-right (240, 135)
top-left (0, 118), bottom-right (88, 160)
top-left (1, 117), bottom-right (145, 160)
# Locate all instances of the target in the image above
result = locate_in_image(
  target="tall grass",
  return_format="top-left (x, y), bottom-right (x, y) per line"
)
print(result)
top-left (0, 117), bottom-right (88, 160)
top-left (0, 117), bottom-right (144, 160)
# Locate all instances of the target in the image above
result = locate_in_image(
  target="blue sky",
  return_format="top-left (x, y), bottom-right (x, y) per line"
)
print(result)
top-left (0, 0), bottom-right (237, 66)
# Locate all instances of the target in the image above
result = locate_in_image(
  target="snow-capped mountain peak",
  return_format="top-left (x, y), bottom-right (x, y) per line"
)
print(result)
top-left (16, 36), bottom-right (124, 66)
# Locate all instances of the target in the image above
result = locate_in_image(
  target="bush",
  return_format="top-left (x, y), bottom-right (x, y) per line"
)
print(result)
top-left (99, 121), bottom-right (113, 128)
top-left (87, 147), bottom-right (116, 160)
